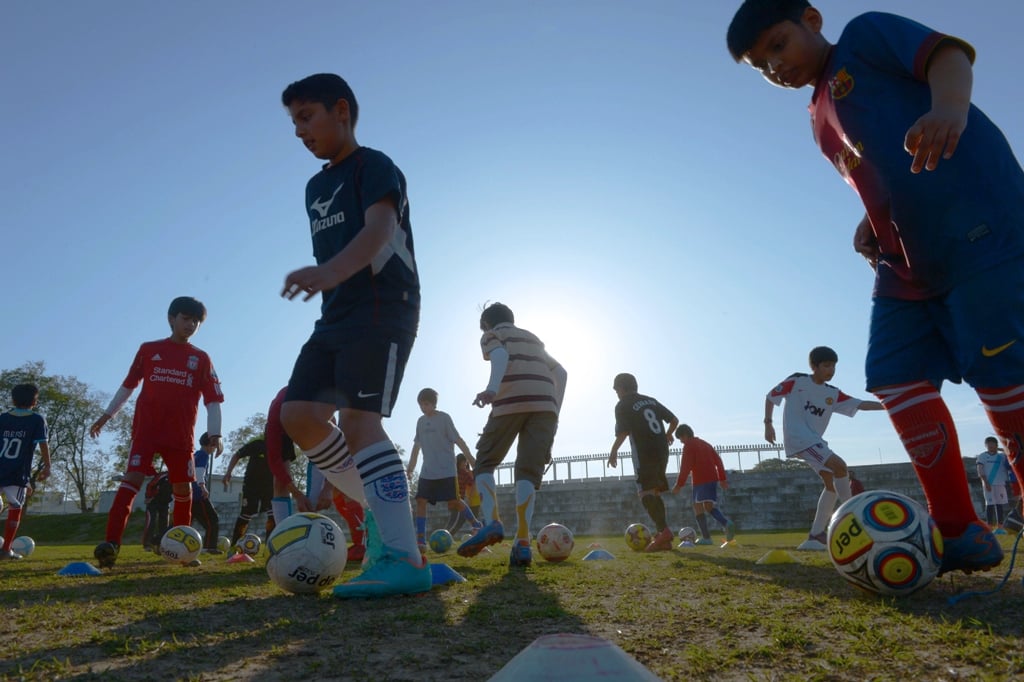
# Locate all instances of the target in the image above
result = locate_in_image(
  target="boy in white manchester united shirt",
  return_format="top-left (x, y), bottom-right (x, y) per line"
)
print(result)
top-left (764, 346), bottom-right (883, 550)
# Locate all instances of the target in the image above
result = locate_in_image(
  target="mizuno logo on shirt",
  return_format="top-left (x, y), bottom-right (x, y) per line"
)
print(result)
top-left (151, 354), bottom-right (162, 361)
top-left (982, 340), bottom-right (1018, 357)
top-left (310, 182), bottom-right (345, 218)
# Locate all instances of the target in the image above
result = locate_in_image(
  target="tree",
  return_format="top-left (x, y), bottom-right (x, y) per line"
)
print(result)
top-left (0, 361), bottom-right (116, 512)
top-left (751, 456), bottom-right (805, 472)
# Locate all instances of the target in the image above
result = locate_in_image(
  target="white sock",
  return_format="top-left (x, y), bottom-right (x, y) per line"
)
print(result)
top-left (475, 473), bottom-right (497, 523)
top-left (834, 476), bottom-right (852, 502)
top-left (811, 489), bottom-right (838, 536)
top-left (271, 497), bottom-right (292, 523)
top-left (354, 440), bottom-right (418, 558)
top-left (514, 480), bottom-right (536, 542)
top-left (302, 427), bottom-right (367, 505)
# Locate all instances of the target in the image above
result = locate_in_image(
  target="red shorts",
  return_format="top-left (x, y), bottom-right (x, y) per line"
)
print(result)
top-left (127, 437), bottom-right (195, 484)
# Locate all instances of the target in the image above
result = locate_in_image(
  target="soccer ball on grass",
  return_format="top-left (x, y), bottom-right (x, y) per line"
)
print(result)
top-left (678, 527), bottom-right (697, 543)
top-left (160, 526), bottom-right (203, 564)
top-left (827, 490), bottom-right (943, 596)
top-left (624, 523), bottom-right (652, 552)
top-left (237, 533), bottom-right (262, 557)
top-left (266, 512), bottom-right (348, 594)
top-left (428, 529), bottom-right (454, 554)
top-left (536, 523), bottom-right (574, 562)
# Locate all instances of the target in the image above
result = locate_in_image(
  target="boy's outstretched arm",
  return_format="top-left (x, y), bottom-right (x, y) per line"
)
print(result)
top-left (905, 43), bottom-right (974, 174)
top-left (857, 400), bottom-right (885, 412)
top-left (763, 398), bottom-right (777, 444)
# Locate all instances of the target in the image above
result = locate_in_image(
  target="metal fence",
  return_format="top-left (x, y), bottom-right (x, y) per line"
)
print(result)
top-left (493, 443), bottom-right (785, 485)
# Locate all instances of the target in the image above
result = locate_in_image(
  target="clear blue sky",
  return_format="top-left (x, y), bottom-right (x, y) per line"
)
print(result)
top-left (4, 1), bottom-right (1022, 473)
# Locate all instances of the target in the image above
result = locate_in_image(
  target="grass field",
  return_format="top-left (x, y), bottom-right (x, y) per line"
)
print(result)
top-left (3, 514), bottom-right (1024, 681)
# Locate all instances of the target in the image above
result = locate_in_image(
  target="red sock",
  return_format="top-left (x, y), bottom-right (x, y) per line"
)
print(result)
top-left (977, 385), bottom-right (1024, 489)
top-left (105, 482), bottom-right (140, 544)
top-left (172, 489), bottom-right (192, 527)
top-left (334, 491), bottom-right (365, 546)
top-left (4, 507), bottom-right (23, 549)
top-left (874, 381), bottom-right (979, 536)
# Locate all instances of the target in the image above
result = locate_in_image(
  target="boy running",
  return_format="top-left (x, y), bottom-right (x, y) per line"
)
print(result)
top-left (672, 424), bottom-right (735, 546)
top-left (608, 373), bottom-right (678, 552)
top-left (764, 346), bottom-right (883, 550)
top-left (457, 303), bottom-right (567, 568)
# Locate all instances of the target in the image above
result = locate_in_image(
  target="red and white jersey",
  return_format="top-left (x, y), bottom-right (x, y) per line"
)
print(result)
top-left (767, 373), bottom-right (861, 456)
top-left (123, 338), bottom-right (223, 452)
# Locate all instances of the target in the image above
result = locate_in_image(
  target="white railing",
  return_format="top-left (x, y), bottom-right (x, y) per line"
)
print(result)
top-left (493, 443), bottom-right (785, 485)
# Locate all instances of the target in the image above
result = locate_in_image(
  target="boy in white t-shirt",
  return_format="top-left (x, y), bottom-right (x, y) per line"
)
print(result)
top-left (976, 436), bottom-right (1010, 529)
top-left (764, 346), bottom-right (884, 550)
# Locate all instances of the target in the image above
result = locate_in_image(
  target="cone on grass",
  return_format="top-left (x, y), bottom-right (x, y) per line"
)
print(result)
top-left (756, 549), bottom-right (796, 565)
top-left (489, 633), bottom-right (661, 681)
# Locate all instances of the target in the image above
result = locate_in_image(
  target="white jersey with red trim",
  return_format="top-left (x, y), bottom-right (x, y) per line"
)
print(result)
top-left (767, 373), bottom-right (861, 456)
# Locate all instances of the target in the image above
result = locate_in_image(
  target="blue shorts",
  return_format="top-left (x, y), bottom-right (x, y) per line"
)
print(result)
top-left (691, 481), bottom-right (720, 505)
top-left (866, 260), bottom-right (1024, 391)
top-left (285, 326), bottom-right (414, 417)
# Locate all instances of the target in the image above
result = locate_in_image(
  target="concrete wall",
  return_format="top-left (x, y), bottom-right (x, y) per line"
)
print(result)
top-left (35, 460), bottom-right (997, 541)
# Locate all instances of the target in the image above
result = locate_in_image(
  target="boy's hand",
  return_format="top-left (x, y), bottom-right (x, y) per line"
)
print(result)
top-left (607, 452), bottom-right (618, 468)
top-left (473, 390), bottom-right (495, 407)
top-left (853, 215), bottom-right (879, 270)
top-left (904, 105), bottom-right (968, 173)
top-left (282, 265), bottom-right (336, 301)
top-left (89, 414), bottom-right (110, 438)
top-left (764, 423), bottom-right (776, 444)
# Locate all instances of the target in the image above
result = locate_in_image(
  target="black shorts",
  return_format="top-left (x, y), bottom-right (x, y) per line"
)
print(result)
top-left (285, 326), bottom-right (414, 417)
top-left (414, 477), bottom-right (458, 504)
top-left (635, 451), bottom-right (669, 494)
top-left (241, 483), bottom-right (273, 514)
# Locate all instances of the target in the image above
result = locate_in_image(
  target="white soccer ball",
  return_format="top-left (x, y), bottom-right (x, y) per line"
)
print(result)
top-left (678, 527), bottom-right (697, 543)
top-left (237, 533), bottom-right (262, 557)
top-left (266, 512), bottom-right (348, 594)
top-left (217, 536), bottom-right (231, 553)
top-left (160, 525), bottom-right (203, 564)
top-left (11, 536), bottom-right (35, 556)
top-left (624, 523), bottom-right (652, 552)
top-left (827, 490), bottom-right (943, 597)
top-left (536, 523), bottom-right (574, 562)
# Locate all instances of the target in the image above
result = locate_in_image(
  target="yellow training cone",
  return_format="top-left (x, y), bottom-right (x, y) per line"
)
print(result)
top-left (756, 549), bottom-right (796, 565)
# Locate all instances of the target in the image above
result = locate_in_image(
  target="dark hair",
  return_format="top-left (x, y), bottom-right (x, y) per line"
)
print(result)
top-left (480, 302), bottom-right (514, 331)
top-left (809, 346), bottom-right (838, 366)
top-left (282, 73), bottom-right (359, 128)
top-left (613, 373), bottom-right (638, 393)
top-left (199, 432), bottom-right (211, 446)
top-left (727, 0), bottom-right (811, 61)
top-left (675, 424), bottom-right (694, 439)
top-left (11, 383), bottom-right (38, 409)
top-left (985, 436), bottom-right (999, 445)
top-left (168, 296), bottom-right (207, 322)
top-left (417, 388), bottom-right (438, 404)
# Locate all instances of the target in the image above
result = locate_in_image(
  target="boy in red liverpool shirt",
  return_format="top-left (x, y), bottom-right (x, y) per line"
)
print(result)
top-left (89, 296), bottom-right (224, 568)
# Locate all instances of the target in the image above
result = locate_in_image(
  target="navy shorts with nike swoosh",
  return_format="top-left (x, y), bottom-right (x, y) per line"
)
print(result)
top-left (866, 258), bottom-right (1024, 391)
top-left (285, 326), bottom-right (414, 417)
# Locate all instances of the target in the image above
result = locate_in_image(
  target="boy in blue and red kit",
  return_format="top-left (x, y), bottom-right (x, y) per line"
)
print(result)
top-left (728, 2), bottom-right (1024, 574)
top-left (90, 296), bottom-right (224, 568)
top-left (672, 424), bottom-right (735, 546)
top-left (278, 74), bottom-right (426, 597)
top-left (0, 383), bottom-right (52, 560)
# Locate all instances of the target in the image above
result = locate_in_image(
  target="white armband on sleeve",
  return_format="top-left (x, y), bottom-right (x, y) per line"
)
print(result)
top-left (196, 466), bottom-right (208, 483)
top-left (206, 402), bottom-right (222, 438)
top-left (104, 386), bottom-right (134, 417)
top-left (485, 347), bottom-right (509, 394)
